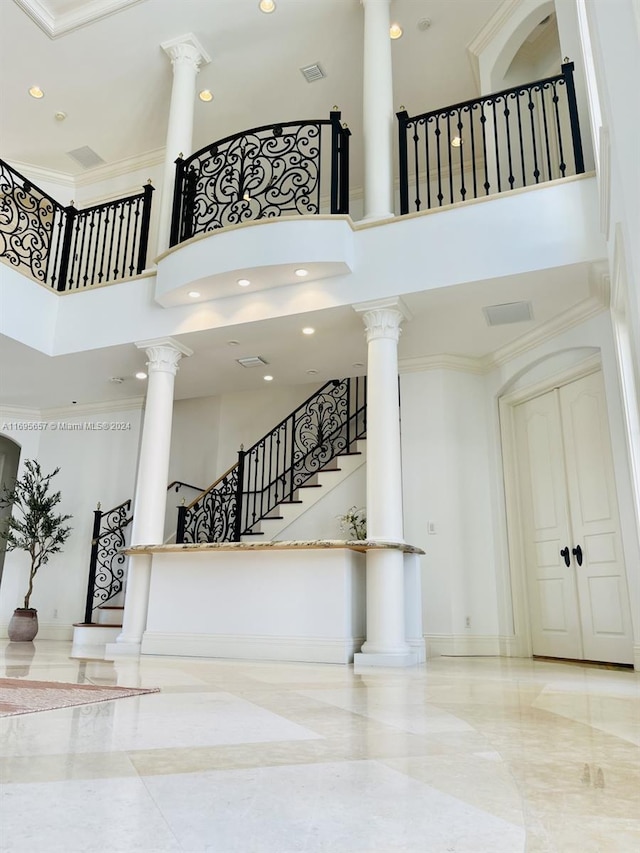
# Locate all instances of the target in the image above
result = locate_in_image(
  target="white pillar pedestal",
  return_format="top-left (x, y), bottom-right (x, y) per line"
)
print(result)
top-left (353, 298), bottom-right (417, 668)
top-left (361, 0), bottom-right (395, 221)
top-left (108, 337), bottom-right (192, 656)
top-left (157, 34), bottom-right (211, 254)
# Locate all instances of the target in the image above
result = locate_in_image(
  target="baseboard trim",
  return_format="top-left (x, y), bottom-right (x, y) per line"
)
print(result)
top-left (0, 622), bottom-right (73, 642)
top-left (426, 633), bottom-right (520, 657)
top-left (634, 644), bottom-right (640, 672)
top-left (140, 632), bottom-right (365, 664)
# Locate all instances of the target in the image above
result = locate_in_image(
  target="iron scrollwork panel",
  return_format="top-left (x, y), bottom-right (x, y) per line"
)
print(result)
top-left (182, 467), bottom-right (238, 543)
top-left (92, 502), bottom-right (132, 610)
top-left (187, 123), bottom-right (323, 235)
top-left (0, 161), bottom-right (63, 285)
top-left (290, 381), bottom-right (349, 491)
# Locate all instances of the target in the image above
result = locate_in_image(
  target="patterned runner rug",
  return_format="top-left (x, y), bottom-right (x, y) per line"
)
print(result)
top-left (0, 678), bottom-right (160, 716)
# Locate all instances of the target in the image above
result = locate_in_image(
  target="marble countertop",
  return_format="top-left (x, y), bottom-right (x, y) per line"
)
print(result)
top-left (124, 539), bottom-right (425, 555)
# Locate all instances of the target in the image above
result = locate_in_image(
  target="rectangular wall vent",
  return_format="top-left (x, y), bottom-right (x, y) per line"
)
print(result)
top-left (66, 146), bottom-right (106, 169)
top-left (300, 63), bottom-right (326, 83)
top-left (236, 356), bottom-right (268, 368)
top-left (483, 301), bottom-right (533, 326)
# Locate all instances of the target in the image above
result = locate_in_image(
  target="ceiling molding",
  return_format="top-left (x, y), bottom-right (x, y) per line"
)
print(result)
top-left (5, 159), bottom-right (75, 191)
top-left (482, 273), bottom-right (610, 370)
top-left (399, 354), bottom-right (485, 375)
top-left (74, 147), bottom-right (165, 187)
top-left (42, 397), bottom-right (145, 418)
top-left (13, 0), bottom-right (149, 39)
top-left (466, 0), bottom-right (522, 89)
top-left (1, 405), bottom-right (42, 421)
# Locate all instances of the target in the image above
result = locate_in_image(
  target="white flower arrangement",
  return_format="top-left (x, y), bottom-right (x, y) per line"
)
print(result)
top-left (338, 506), bottom-right (367, 540)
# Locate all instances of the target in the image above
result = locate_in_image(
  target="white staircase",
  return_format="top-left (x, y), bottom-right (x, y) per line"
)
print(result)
top-left (70, 605), bottom-right (123, 658)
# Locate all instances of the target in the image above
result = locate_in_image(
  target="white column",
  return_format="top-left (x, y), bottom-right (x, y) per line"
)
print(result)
top-left (157, 34), bottom-right (211, 253)
top-left (362, 0), bottom-right (395, 221)
top-left (353, 298), bottom-right (418, 667)
top-left (110, 337), bottom-right (192, 655)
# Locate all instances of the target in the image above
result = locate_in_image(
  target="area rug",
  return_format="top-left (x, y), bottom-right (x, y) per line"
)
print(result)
top-left (0, 678), bottom-right (160, 717)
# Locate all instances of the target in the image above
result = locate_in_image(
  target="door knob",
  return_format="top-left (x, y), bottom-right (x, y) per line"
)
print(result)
top-left (572, 544), bottom-right (583, 566)
top-left (560, 546), bottom-right (571, 567)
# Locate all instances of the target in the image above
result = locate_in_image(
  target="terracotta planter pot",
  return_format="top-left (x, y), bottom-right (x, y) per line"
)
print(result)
top-left (8, 608), bottom-right (39, 642)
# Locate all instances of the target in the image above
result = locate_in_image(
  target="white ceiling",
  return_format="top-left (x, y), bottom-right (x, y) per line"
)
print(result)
top-left (1, 0), bottom-right (600, 413)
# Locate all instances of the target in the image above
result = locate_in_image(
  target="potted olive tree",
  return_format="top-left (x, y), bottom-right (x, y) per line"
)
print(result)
top-left (0, 460), bottom-right (72, 641)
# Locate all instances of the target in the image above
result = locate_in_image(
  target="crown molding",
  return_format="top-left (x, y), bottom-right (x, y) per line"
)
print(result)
top-left (0, 405), bottom-right (41, 420)
top-left (483, 272), bottom-right (610, 370)
top-left (14, 0), bottom-right (149, 39)
top-left (5, 159), bottom-right (75, 191)
top-left (399, 354), bottom-right (485, 375)
top-left (43, 397), bottom-right (145, 419)
top-left (466, 0), bottom-right (522, 89)
top-left (74, 148), bottom-right (165, 187)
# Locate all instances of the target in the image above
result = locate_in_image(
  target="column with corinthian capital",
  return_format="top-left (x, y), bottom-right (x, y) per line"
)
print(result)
top-left (157, 34), bottom-right (211, 253)
top-left (353, 298), bottom-right (418, 667)
top-left (110, 337), bottom-right (192, 655)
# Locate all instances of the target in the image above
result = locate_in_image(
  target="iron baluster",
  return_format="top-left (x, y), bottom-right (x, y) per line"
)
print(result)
top-left (516, 96), bottom-right (526, 186)
top-left (137, 184), bottom-right (154, 274)
top-left (435, 115), bottom-right (443, 205)
top-left (424, 119), bottom-right (430, 209)
top-left (492, 99), bottom-right (502, 193)
top-left (562, 60), bottom-right (585, 174)
top-left (527, 87), bottom-right (541, 183)
top-left (56, 203), bottom-right (77, 292)
top-left (397, 109), bottom-right (409, 215)
top-left (539, 86), bottom-right (553, 182)
top-left (170, 156), bottom-right (185, 246)
top-left (446, 112), bottom-right (454, 204)
top-left (457, 109), bottom-right (466, 200)
top-left (551, 80), bottom-right (567, 178)
top-left (234, 448), bottom-right (245, 541)
top-left (84, 507), bottom-right (103, 624)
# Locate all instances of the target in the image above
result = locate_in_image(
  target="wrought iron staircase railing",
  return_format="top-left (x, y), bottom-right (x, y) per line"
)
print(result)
top-left (177, 376), bottom-right (367, 544)
top-left (0, 158), bottom-right (154, 291)
top-left (397, 60), bottom-right (585, 214)
top-left (82, 480), bottom-right (204, 624)
top-left (169, 110), bottom-right (350, 246)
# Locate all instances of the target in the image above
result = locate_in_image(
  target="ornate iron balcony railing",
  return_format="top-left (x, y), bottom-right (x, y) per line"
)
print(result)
top-left (177, 376), bottom-right (367, 544)
top-left (83, 499), bottom-right (133, 624)
top-left (0, 159), bottom-right (154, 291)
top-left (169, 110), bottom-right (350, 246)
top-left (397, 61), bottom-right (585, 215)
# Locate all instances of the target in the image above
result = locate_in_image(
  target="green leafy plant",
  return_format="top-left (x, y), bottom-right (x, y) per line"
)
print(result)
top-left (0, 460), bottom-right (72, 609)
top-left (338, 506), bottom-right (367, 540)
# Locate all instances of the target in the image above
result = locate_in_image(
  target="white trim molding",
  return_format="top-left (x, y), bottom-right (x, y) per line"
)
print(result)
top-left (14, 0), bottom-right (149, 39)
top-left (425, 633), bottom-right (521, 658)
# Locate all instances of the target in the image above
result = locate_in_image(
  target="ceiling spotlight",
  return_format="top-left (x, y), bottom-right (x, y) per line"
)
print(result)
top-left (417, 18), bottom-right (432, 31)
top-left (264, 374), bottom-right (274, 381)
top-left (199, 89), bottom-right (213, 102)
top-left (54, 111), bottom-right (67, 121)
top-left (295, 268), bottom-right (309, 277)
top-left (237, 278), bottom-right (251, 287)
top-left (302, 327), bottom-right (315, 335)
top-left (188, 291), bottom-right (200, 298)
top-left (389, 23), bottom-right (403, 39)
top-left (451, 137), bottom-right (463, 148)
top-left (135, 371), bottom-right (148, 380)
top-left (28, 86), bottom-right (44, 99)
top-left (259, 0), bottom-right (276, 12)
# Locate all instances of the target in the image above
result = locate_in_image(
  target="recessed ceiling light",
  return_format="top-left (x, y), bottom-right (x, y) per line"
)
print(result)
top-left (108, 377), bottom-right (124, 384)
top-left (451, 137), bottom-right (463, 148)
top-left (54, 111), bottom-right (66, 121)
top-left (306, 369), bottom-right (318, 375)
top-left (135, 371), bottom-right (147, 380)
top-left (302, 327), bottom-right (315, 335)
top-left (264, 374), bottom-right (274, 381)
top-left (29, 86), bottom-right (44, 99)
top-left (259, 0), bottom-right (276, 12)
top-left (237, 278), bottom-right (251, 287)
top-left (188, 290), bottom-right (200, 298)
top-left (295, 268), bottom-right (309, 277)
top-left (199, 90), bottom-right (213, 102)
top-left (389, 23), bottom-right (403, 39)
top-left (227, 340), bottom-right (240, 346)
top-left (353, 362), bottom-right (365, 368)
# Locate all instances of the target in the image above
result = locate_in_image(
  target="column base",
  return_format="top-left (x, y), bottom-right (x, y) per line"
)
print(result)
top-left (104, 641), bottom-right (141, 658)
top-left (353, 651), bottom-right (419, 668)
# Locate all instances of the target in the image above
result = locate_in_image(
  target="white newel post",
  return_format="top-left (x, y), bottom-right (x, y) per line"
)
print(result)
top-left (353, 298), bottom-right (418, 667)
top-left (361, 0), bottom-right (395, 221)
top-left (112, 338), bottom-right (192, 654)
top-left (157, 34), bottom-right (211, 253)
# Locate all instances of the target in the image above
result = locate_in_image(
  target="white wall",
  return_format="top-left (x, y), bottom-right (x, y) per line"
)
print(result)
top-left (400, 368), bottom-right (499, 649)
top-left (0, 405), bottom-right (143, 638)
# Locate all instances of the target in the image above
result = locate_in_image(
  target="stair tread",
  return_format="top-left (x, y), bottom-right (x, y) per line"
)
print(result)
top-left (298, 484), bottom-right (322, 489)
top-left (242, 531), bottom-right (265, 536)
top-left (73, 622), bottom-right (123, 628)
top-left (280, 500), bottom-right (303, 504)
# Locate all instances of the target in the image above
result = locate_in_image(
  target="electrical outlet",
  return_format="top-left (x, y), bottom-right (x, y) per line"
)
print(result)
top-left (465, 616), bottom-right (471, 628)
top-left (428, 521), bottom-right (436, 535)
top-left (53, 608), bottom-right (58, 619)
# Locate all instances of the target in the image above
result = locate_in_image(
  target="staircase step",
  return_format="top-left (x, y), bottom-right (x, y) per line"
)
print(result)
top-left (280, 500), bottom-right (303, 504)
top-left (71, 622), bottom-right (122, 650)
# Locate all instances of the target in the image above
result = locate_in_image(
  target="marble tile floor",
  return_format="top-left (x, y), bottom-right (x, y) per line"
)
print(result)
top-left (0, 642), bottom-right (638, 853)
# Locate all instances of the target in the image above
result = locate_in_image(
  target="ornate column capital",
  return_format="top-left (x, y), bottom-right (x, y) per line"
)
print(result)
top-left (136, 336), bottom-right (193, 375)
top-left (161, 33), bottom-right (211, 70)
top-left (353, 297), bottom-right (412, 343)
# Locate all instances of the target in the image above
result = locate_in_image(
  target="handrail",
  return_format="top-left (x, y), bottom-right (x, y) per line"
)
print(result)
top-left (167, 479), bottom-right (205, 494)
top-left (0, 159), bottom-right (154, 290)
top-left (397, 61), bottom-right (585, 214)
top-left (170, 110), bottom-right (350, 246)
top-left (176, 376), bottom-right (367, 544)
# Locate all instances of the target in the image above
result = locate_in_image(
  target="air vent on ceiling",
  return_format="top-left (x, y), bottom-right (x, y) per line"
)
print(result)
top-left (300, 63), bottom-right (326, 83)
top-left (66, 146), bottom-right (106, 169)
top-left (236, 356), bottom-right (268, 368)
top-left (483, 301), bottom-right (533, 326)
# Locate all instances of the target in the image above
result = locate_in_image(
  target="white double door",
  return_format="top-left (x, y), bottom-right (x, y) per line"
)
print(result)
top-left (514, 370), bottom-right (633, 664)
